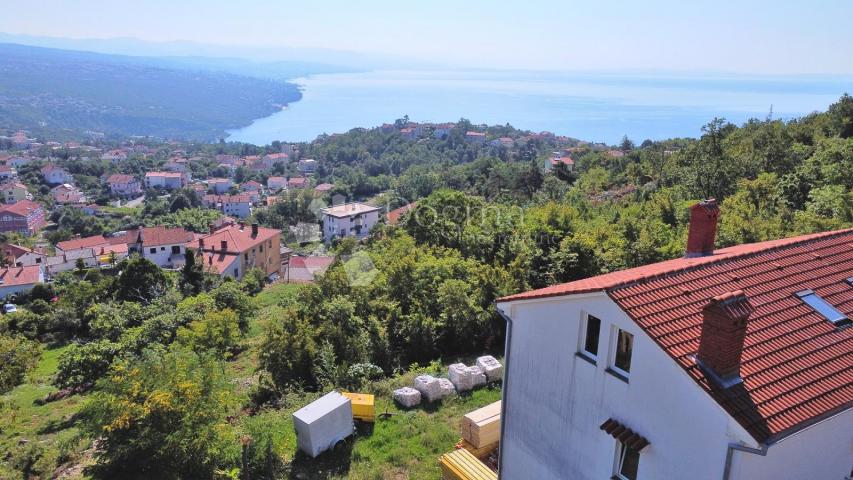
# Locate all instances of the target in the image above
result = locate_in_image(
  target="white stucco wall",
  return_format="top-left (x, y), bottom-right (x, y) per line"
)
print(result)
top-left (142, 243), bottom-right (185, 268)
top-left (322, 210), bottom-right (379, 242)
top-left (496, 293), bottom-right (762, 480)
top-left (729, 408), bottom-right (853, 480)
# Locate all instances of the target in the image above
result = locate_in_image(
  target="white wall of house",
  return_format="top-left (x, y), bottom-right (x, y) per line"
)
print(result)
top-left (0, 281), bottom-right (39, 299)
top-left (729, 408), bottom-right (853, 480)
top-left (322, 210), bottom-right (379, 242)
top-left (222, 201), bottom-right (251, 218)
top-left (142, 243), bottom-right (186, 268)
top-left (496, 293), bottom-right (768, 480)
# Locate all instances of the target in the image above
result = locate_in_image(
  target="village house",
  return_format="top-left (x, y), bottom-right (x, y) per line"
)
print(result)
top-left (267, 176), bottom-right (288, 191)
top-left (385, 202), bottom-right (417, 225)
top-left (288, 176), bottom-right (308, 189)
top-left (548, 154), bottom-right (575, 171)
top-left (2, 244), bottom-right (46, 267)
top-left (101, 149), bottom-right (128, 163)
top-left (7, 156), bottom-right (31, 168)
top-left (433, 123), bottom-right (455, 139)
top-left (314, 183), bottom-right (334, 194)
top-left (106, 174), bottom-right (142, 197)
top-left (490, 137), bottom-right (515, 148)
top-left (285, 255), bottom-right (334, 282)
top-left (56, 234), bottom-right (109, 254)
top-left (465, 131), bottom-right (487, 145)
top-left (1, 181), bottom-right (31, 204)
top-left (145, 171), bottom-right (187, 190)
top-left (51, 184), bottom-right (86, 205)
top-left (261, 152), bottom-right (289, 169)
top-left (400, 127), bottom-right (417, 140)
top-left (207, 178), bottom-right (233, 194)
top-left (0, 200), bottom-right (46, 236)
top-left (203, 194), bottom-right (253, 219)
top-left (186, 222), bottom-right (282, 280)
top-left (40, 165), bottom-right (73, 185)
top-left (297, 159), bottom-right (317, 175)
top-left (494, 200), bottom-right (853, 480)
top-left (0, 265), bottom-right (43, 299)
top-left (118, 226), bottom-right (194, 268)
top-left (0, 164), bottom-right (17, 181)
top-left (320, 202), bottom-right (380, 243)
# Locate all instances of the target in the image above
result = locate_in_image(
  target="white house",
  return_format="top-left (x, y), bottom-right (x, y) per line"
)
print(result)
top-left (145, 171), bottom-right (187, 190)
top-left (494, 200), bottom-right (853, 480)
top-left (0, 165), bottom-right (17, 181)
top-left (203, 194), bottom-right (252, 219)
top-left (106, 174), bottom-right (142, 197)
top-left (267, 176), bottom-right (287, 191)
top-left (40, 165), bottom-right (73, 185)
top-left (297, 159), bottom-right (317, 174)
top-left (101, 149), bottom-right (128, 163)
top-left (125, 226), bottom-right (194, 268)
top-left (207, 178), bottom-right (233, 194)
top-left (320, 202), bottom-right (380, 243)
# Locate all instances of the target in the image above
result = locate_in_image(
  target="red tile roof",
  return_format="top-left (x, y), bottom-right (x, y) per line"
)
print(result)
top-left (188, 223), bottom-right (280, 254)
top-left (135, 226), bottom-right (193, 247)
top-left (551, 156), bottom-right (574, 166)
top-left (0, 265), bottom-right (41, 286)
top-left (107, 174), bottom-right (136, 184)
top-left (500, 228), bottom-right (853, 443)
top-left (57, 235), bottom-right (108, 252)
top-left (386, 202), bottom-right (417, 225)
top-left (0, 200), bottom-right (43, 217)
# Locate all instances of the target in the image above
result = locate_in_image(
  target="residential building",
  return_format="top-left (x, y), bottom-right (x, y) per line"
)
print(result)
top-left (297, 159), bottom-right (317, 174)
top-left (320, 202), bottom-right (380, 242)
top-left (0, 164), bottom-right (17, 181)
top-left (41, 165), bottom-right (73, 185)
top-left (433, 123), bottom-right (455, 139)
top-left (495, 200), bottom-right (853, 480)
top-left (240, 180), bottom-right (263, 193)
top-left (145, 171), bottom-right (188, 190)
top-left (51, 184), bottom-right (86, 204)
top-left (203, 194), bottom-right (253, 218)
top-left (101, 149), bottom-right (128, 163)
top-left (46, 248), bottom-right (99, 276)
top-left (548, 155), bottom-right (575, 171)
top-left (288, 177), bottom-right (308, 189)
top-left (490, 137), bottom-right (515, 148)
top-left (1, 181), bottom-right (30, 204)
top-left (2, 244), bottom-right (46, 267)
top-left (124, 226), bottom-right (194, 268)
top-left (400, 127), bottom-right (417, 140)
top-left (314, 183), bottom-right (334, 194)
top-left (267, 176), bottom-right (288, 191)
top-left (465, 131), bottom-right (486, 145)
top-left (0, 265), bottom-right (44, 299)
top-left (186, 223), bottom-right (281, 280)
top-left (7, 156), bottom-right (31, 168)
top-left (386, 202), bottom-right (417, 225)
top-left (286, 255), bottom-right (334, 282)
top-left (261, 152), bottom-right (289, 169)
top-left (207, 178), bottom-right (233, 194)
top-left (0, 200), bottom-right (46, 236)
top-left (106, 174), bottom-right (142, 197)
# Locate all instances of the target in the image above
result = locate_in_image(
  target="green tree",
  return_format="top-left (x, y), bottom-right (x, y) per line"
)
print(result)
top-left (115, 257), bottom-right (171, 304)
top-left (0, 334), bottom-right (41, 393)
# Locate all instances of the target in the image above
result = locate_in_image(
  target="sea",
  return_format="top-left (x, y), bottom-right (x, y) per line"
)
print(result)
top-left (226, 69), bottom-right (851, 145)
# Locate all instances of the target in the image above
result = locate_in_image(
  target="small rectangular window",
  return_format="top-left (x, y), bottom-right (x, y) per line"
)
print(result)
top-left (796, 290), bottom-right (850, 326)
top-left (614, 329), bottom-right (633, 374)
top-left (149, 248), bottom-right (156, 254)
top-left (615, 442), bottom-right (640, 480)
top-left (581, 314), bottom-right (601, 357)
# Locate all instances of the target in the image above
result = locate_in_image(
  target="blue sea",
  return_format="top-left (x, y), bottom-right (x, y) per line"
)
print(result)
top-left (226, 69), bottom-right (850, 145)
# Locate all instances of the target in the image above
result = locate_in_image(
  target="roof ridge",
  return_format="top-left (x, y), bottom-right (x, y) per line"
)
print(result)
top-left (608, 228), bottom-right (853, 294)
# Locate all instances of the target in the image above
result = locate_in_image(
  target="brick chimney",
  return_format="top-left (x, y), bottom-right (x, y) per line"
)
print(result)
top-left (198, 238), bottom-right (204, 249)
top-left (220, 240), bottom-right (228, 252)
top-left (697, 290), bottom-right (753, 385)
top-left (251, 223), bottom-right (259, 237)
top-left (686, 199), bottom-right (719, 258)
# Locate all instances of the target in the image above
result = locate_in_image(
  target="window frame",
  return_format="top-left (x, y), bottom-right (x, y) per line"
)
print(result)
top-left (795, 289), bottom-right (850, 326)
top-left (578, 312), bottom-right (601, 360)
top-left (610, 327), bottom-right (634, 378)
top-left (613, 440), bottom-right (641, 480)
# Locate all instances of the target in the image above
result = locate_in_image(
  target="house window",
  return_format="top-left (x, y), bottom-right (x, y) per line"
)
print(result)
top-left (580, 314), bottom-right (601, 358)
top-left (233, 268), bottom-right (239, 277)
top-left (149, 247), bottom-right (157, 254)
top-left (614, 442), bottom-right (640, 480)
top-left (244, 253), bottom-right (248, 261)
top-left (613, 329), bottom-right (634, 375)
top-left (260, 244), bottom-right (263, 253)
top-left (171, 245), bottom-right (180, 255)
top-left (160, 247), bottom-right (165, 251)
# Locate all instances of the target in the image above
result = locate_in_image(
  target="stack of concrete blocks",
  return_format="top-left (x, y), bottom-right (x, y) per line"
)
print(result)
top-left (449, 363), bottom-right (474, 392)
top-left (466, 366), bottom-right (487, 388)
top-left (437, 378), bottom-right (456, 398)
top-left (393, 387), bottom-right (421, 408)
top-left (414, 374), bottom-right (443, 402)
top-left (476, 356), bottom-right (503, 382)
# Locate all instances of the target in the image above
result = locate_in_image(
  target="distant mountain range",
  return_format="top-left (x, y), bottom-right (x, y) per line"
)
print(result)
top-left (0, 42), bottom-right (356, 140)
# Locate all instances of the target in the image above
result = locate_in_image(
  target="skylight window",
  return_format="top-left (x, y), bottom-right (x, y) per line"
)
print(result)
top-left (795, 290), bottom-right (851, 327)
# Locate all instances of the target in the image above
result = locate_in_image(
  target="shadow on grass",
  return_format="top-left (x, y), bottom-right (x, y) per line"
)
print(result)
top-left (36, 413), bottom-right (80, 435)
top-left (287, 436), bottom-right (354, 480)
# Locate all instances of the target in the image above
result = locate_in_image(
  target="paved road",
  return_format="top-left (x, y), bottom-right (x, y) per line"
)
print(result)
top-left (124, 195), bottom-right (145, 207)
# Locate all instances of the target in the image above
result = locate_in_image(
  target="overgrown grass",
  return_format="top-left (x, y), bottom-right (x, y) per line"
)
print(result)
top-left (0, 344), bottom-right (89, 479)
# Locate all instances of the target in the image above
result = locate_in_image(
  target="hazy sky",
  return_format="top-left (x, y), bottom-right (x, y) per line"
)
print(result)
top-left (2, 0), bottom-right (852, 74)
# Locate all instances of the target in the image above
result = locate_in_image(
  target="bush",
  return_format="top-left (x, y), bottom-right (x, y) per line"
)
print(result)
top-left (176, 309), bottom-right (242, 358)
top-left (0, 334), bottom-right (41, 393)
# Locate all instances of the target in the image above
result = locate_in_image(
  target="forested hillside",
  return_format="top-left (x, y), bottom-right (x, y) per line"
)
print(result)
top-left (0, 43), bottom-right (302, 140)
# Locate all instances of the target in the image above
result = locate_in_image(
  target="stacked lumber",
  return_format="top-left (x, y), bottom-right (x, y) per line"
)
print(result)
top-left (461, 401), bottom-right (501, 448)
top-left (454, 438), bottom-right (498, 460)
top-left (439, 448), bottom-right (497, 480)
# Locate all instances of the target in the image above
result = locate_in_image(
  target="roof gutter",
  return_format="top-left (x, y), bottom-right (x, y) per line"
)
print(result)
top-left (722, 442), bottom-right (768, 480)
top-left (495, 304), bottom-right (513, 480)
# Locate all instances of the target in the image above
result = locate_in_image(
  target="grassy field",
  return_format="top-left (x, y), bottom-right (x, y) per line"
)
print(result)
top-left (0, 281), bottom-right (502, 479)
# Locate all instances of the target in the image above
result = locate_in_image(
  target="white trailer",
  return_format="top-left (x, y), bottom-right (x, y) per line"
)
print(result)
top-left (292, 391), bottom-right (353, 458)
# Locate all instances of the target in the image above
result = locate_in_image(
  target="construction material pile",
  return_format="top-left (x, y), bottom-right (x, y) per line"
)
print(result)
top-left (393, 387), bottom-right (422, 408)
top-left (439, 448), bottom-right (498, 480)
top-left (461, 400), bottom-right (501, 448)
top-left (394, 357), bottom-right (502, 407)
top-left (476, 356), bottom-right (503, 382)
top-left (414, 374), bottom-right (444, 402)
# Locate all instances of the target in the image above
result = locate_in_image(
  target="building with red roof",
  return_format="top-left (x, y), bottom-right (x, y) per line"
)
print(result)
top-left (0, 200), bottom-right (46, 236)
top-left (495, 199), bottom-right (853, 480)
top-left (186, 222), bottom-right (281, 280)
top-left (106, 174), bottom-right (142, 197)
top-left (0, 265), bottom-right (44, 299)
top-left (56, 234), bottom-right (108, 253)
top-left (145, 171), bottom-right (187, 190)
top-left (288, 176), bottom-right (308, 189)
top-left (385, 202), bottom-right (417, 225)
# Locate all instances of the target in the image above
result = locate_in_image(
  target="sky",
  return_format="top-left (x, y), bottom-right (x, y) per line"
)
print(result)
top-left (2, 0), bottom-right (852, 74)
